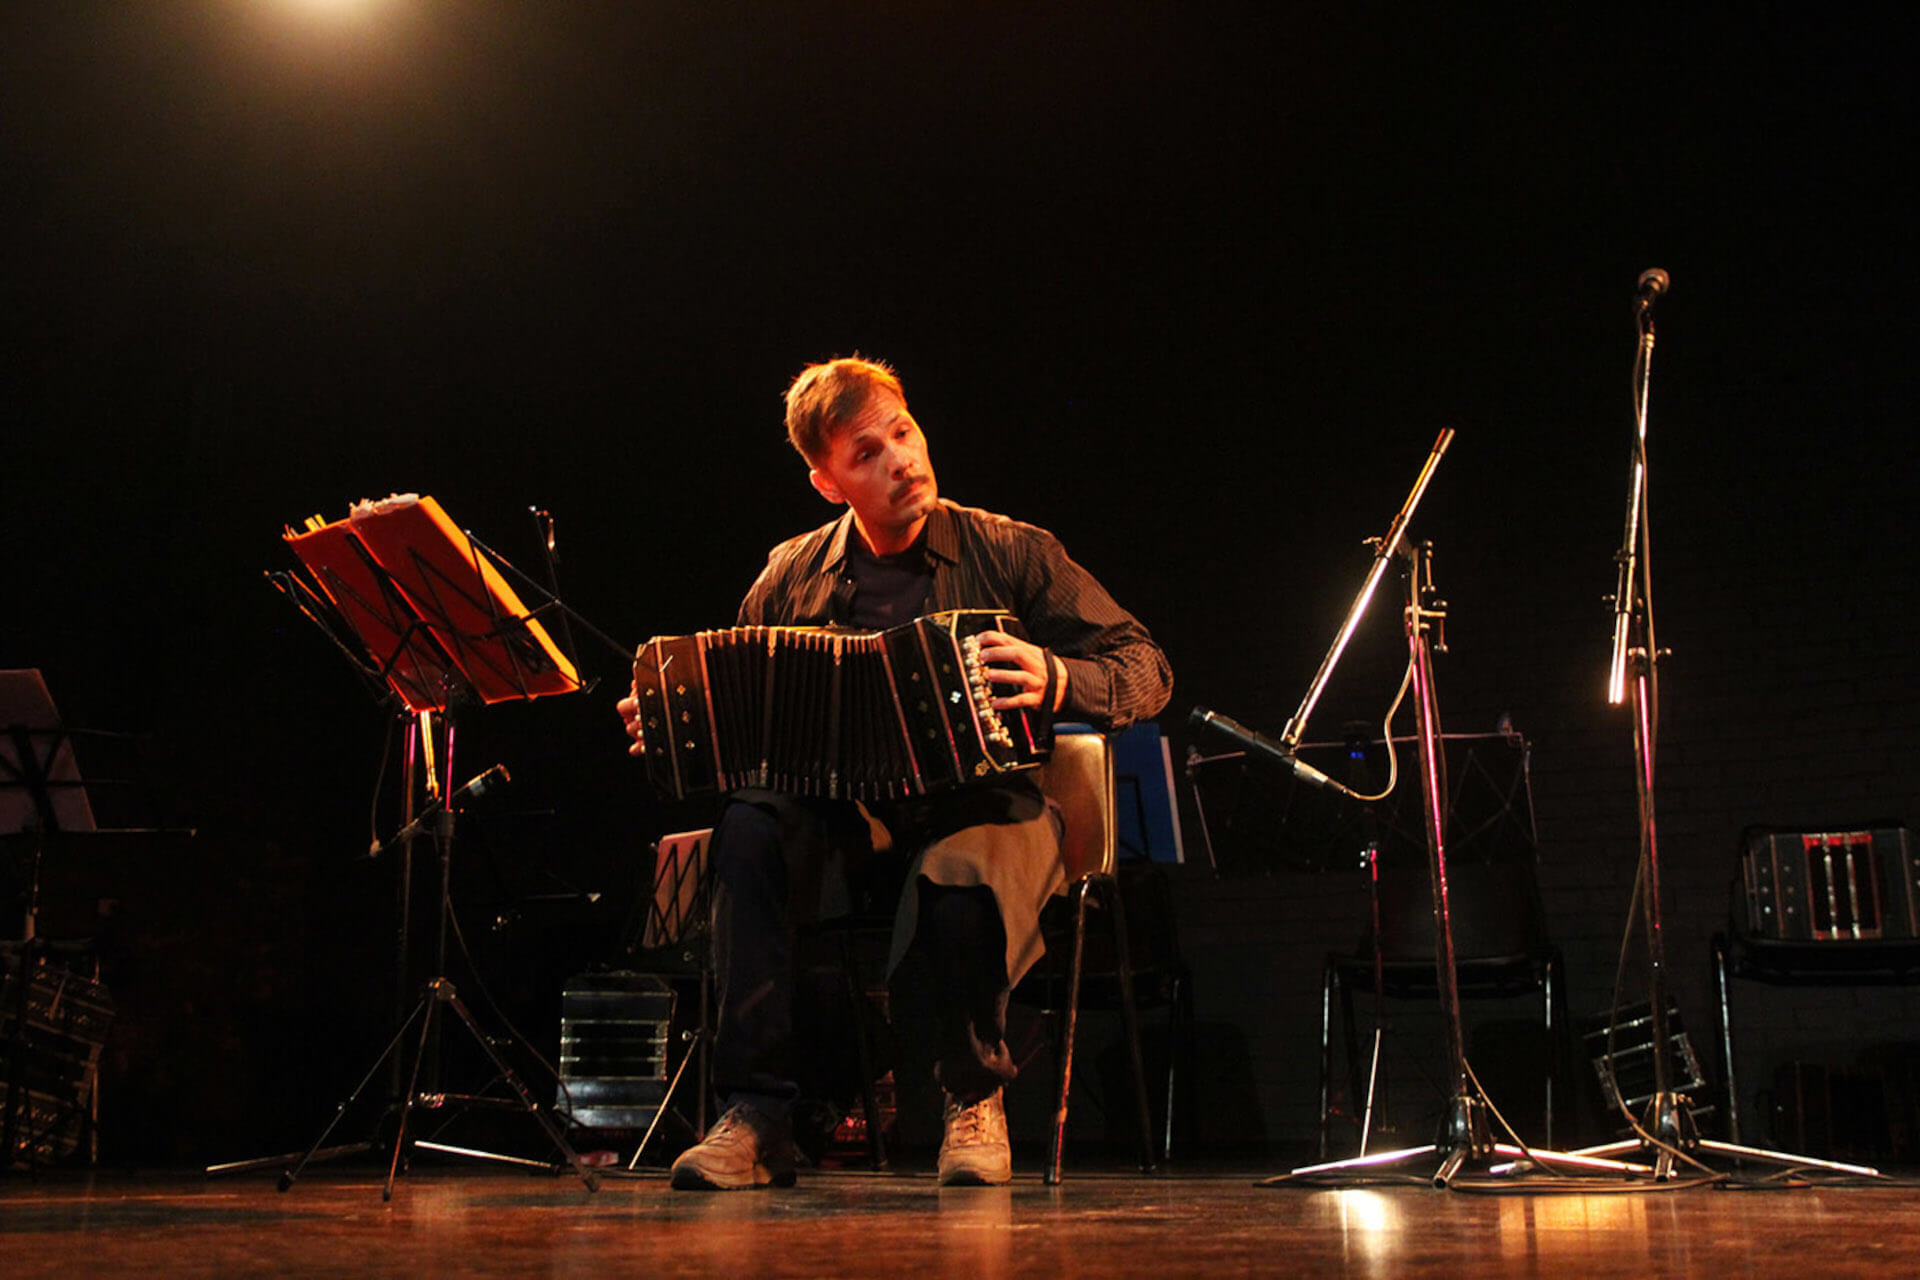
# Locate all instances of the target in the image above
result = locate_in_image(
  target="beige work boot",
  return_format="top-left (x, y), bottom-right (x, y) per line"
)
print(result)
top-left (937, 1088), bottom-right (1012, 1186)
top-left (669, 1102), bottom-right (797, 1190)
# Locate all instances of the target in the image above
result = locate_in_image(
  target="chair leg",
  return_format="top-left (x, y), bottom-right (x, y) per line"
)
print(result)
top-left (1162, 969), bottom-right (1187, 1164)
top-left (1103, 873), bottom-right (1158, 1175)
top-left (1341, 964), bottom-right (1370, 1148)
top-left (1714, 936), bottom-right (1741, 1144)
top-left (695, 961), bottom-right (712, 1139)
top-left (1317, 957), bottom-right (1335, 1162)
top-left (836, 930), bottom-right (888, 1172)
top-left (1542, 952), bottom-right (1557, 1150)
top-left (1047, 880), bottom-right (1092, 1186)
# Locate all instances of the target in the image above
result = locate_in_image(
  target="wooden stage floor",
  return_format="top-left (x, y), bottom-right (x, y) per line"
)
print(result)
top-left (5, 1159), bottom-right (1920, 1278)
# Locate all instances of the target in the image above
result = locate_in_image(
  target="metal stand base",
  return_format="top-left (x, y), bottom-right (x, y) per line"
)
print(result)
top-left (1275, 1093), bottom-right (1651, 1188)
top-left (212, 978), bottom-right (599, 1199)
top-left (1566, 1090), bottom-right (1883, 1181)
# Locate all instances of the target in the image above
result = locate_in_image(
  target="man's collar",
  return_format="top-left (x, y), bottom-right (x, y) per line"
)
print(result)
top-left (923, 501), bottom-right (959, 564)
top-left (825, 501), bottom-right (959, 568)
top-left (824, 509), bottom-right (858, 567)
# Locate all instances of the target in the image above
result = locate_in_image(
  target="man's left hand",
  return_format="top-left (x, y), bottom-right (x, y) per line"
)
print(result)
top-left (974, 630), bottom-right (1066, 713)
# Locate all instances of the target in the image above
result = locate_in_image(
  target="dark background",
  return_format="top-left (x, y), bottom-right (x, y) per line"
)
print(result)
top-left (4, 3), bottom-right (1915, 1164)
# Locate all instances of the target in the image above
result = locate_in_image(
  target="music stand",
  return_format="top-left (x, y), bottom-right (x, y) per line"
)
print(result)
top-left (220, 495), bottom-right (598, 1197)
top-left (0, 671), bottom-right (99, 847)
top-left (2, 670), bottom-right (99, 1171)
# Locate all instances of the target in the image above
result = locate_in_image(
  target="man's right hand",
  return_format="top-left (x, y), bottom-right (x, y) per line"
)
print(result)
top-left (617, 688), bottom-right (647, 757)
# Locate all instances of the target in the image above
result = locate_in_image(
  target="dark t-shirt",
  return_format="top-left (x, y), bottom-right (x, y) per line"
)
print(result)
top-left (843, 536), bottom-right (934, 631)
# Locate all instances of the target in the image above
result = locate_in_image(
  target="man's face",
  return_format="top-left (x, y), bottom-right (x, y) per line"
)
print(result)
top-left (808, 386), bottom-right (939, 552)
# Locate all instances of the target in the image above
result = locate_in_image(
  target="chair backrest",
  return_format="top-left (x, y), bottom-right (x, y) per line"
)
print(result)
top-left (1373, 855), bottom-right (1549, 963)
top-left (1038, 730), bottom-right (1116, 883)
top-left (639, 828), bottom-right (712, 950)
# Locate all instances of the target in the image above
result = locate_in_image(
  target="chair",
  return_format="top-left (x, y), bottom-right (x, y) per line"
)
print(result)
top-left (1313, 730), bottom-right (1567, 1157)
top-left (1712, 823), bottom-right (1920, 1146)
top-left (1028, 728), bottom-right (1162, 1184)
top-left (814, 725), bottom-right (1167, 1189)
top-left (623, 826), bottom-right (896, 1172)
top-left (1318, 858), bottom-right (1567, 1156)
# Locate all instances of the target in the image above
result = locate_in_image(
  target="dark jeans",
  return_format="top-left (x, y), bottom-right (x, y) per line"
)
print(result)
top-left (708, 790), bottom-right (1018, 1119)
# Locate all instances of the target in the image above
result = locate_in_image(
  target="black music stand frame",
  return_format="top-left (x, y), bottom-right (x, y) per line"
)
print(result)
top-left (272, 766), bottom-right (597, 1198)
top-left (619, 832), bottom-right (716, 1170)
top-left (212, 500), bottom-right (598, 1196)
top-left (4, 675), bottom-right (191, 1175)
top-left (3, 709), bottom-right (104, 1173)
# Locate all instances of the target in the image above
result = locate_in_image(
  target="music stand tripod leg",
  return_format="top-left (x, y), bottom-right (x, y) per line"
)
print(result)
top-left (244, 989), bottom-right (431, 1189)
top-left (384, 977), bottom-right (444, 1201)
top-left (411, 982), bottom-right (600, 1192)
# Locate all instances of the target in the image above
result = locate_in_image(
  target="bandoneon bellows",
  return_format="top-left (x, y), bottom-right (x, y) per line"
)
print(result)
top-left (631, 609), bottom-right (1053, 801)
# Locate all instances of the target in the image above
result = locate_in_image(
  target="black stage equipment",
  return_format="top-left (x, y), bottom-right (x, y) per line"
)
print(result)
top-left (555, 971), bottom-right (678, 1135)
top-left (1582, 998), bottom-right (1714, 1137)
top-left (2, 944), bottom-right (113, 1172)
top-left (1712, 824), bottom-right (1920, 1150)
top-left (1576, 271), bottom-right (1881, 1181)
top-left (211, 495), bottom-right (608, 1198)
top-left (3, 669), bottom-right (189, 1172)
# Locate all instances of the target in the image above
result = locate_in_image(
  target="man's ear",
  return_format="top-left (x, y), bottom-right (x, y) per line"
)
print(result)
top-left (809, 468), bottom-right (846, 505)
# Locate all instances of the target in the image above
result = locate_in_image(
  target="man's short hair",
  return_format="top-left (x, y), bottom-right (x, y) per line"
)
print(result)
top-left (784, 356), bottom-right (905, 464)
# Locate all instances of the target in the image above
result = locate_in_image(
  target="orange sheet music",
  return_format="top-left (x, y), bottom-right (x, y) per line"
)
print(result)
top-left (285, 495), bottom-right (579, 709)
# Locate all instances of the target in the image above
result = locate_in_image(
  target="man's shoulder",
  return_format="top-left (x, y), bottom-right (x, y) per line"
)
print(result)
top-left (937, 499), bottom-right (1058, 548)
top-left (740, 513), bottom-right (846, 626)
top-left (763, 512), bottom-right (848, 567)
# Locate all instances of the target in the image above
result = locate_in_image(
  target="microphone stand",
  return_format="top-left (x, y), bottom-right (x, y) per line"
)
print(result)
top-left (1275, 543), bottom-right (1639, 1186)
top-left (1190, 434), bottom-right (1628, 1186)
top-left (1281, 431), bottom-right (1453, 750)
top-left (1569, 270), bottom-right (1881, 1181)
top-left (1185, 430), bottom-right (1454, 879)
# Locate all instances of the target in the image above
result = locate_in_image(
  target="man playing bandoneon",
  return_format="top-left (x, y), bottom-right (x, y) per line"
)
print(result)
top-left (618, 355), bottom-right (1171, 1188)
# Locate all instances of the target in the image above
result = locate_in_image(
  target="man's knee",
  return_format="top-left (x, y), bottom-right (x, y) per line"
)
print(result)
top-left (917, 882), bottom-right (1004, 956)
top-left (711, 800), bottom-right (787, 886)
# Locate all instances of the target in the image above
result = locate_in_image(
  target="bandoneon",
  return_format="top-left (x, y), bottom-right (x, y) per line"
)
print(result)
top-left (631, 609), bottom-right (1053, 801)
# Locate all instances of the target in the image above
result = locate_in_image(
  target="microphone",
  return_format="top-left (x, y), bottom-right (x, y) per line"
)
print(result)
top-left (1635, 267), bottom-right (1670, 306)
top-left (1188, 707), bottom-right (1333, 789)
top-left (451, 763), bottom-right (511, 805)
top-left (367, 765), bottom-right (512, 858)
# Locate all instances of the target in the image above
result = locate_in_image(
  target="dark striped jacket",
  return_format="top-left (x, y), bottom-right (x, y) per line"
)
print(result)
top-left (737, 499), bottom-right (1171, 732)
